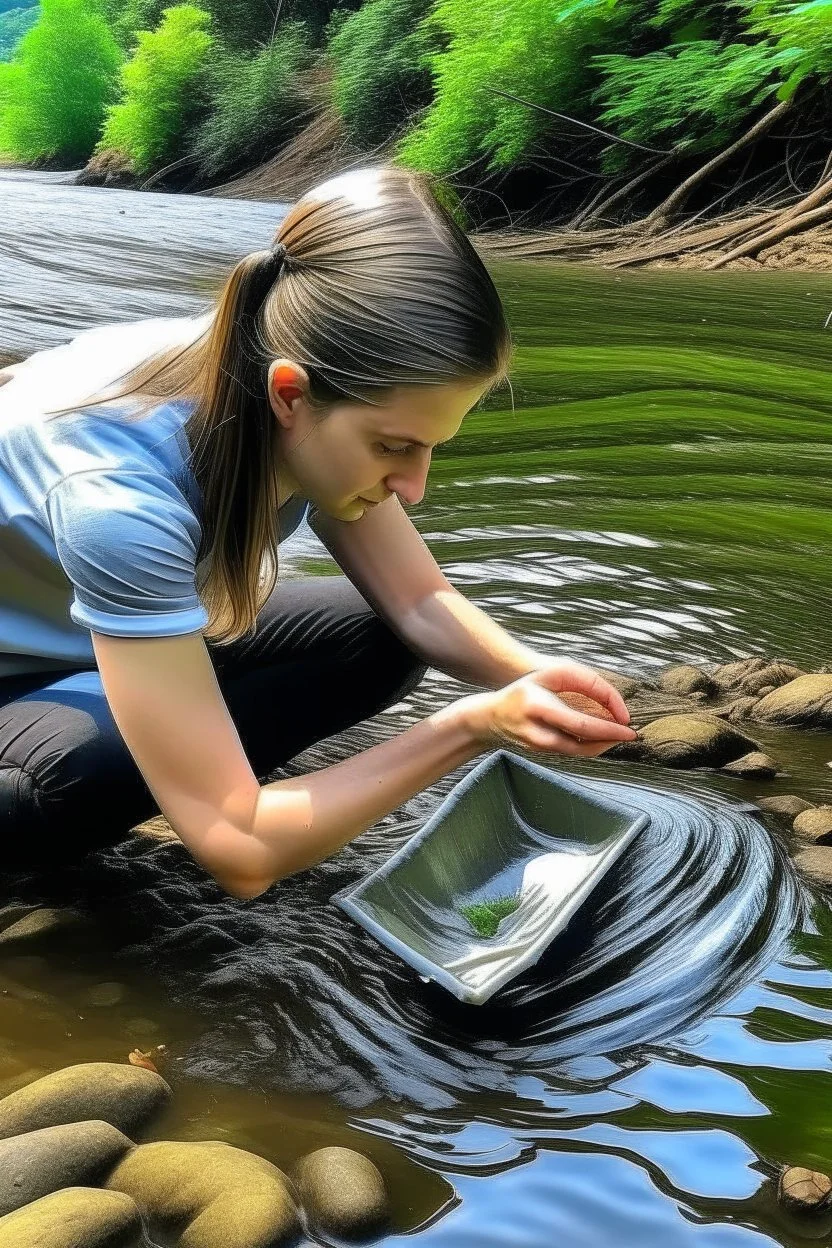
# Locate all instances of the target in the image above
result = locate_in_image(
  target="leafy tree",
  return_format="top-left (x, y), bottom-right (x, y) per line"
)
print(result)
top-left (190, 20), bottom-right (311, 177)
top-left (328, 0), bottom-right (435, 148)
top-left (744, 0), bottom-right (832, 97)
top-left (98, 3), bottom-right (213, 172)
top-left (595, 39), bottom-right (779, 155)
top-left (0, 0), bottom-right (121, 162)
top-left (396, 0), bottom-right (634, 176)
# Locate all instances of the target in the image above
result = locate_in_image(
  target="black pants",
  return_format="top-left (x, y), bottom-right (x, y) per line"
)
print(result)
top-left (0, 577), bottom-right (427, 864)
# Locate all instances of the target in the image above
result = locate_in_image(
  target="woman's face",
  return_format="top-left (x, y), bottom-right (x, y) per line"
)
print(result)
top-left (268, 363), bottom-right (491, 521)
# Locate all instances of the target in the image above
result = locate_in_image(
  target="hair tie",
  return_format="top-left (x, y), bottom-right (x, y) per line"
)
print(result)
top-left (271, 241), bottom-right (289, 268)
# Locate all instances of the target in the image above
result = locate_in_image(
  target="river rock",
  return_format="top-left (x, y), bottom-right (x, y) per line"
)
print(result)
top-left (609, 714), bottom-right (759, 768)
top-left (659, 665), bottom-right (715, 697)
top-left (756, 795), bottom-right (816, 819)
top-left (0, 908), bottom-right (95, 951)
top-left (738, 662), bottom-right (805, 695)
top-left (76, 148), bottom-right (137, 189)
top-left (793, 847), bottom-right (832, 890)
top-left (778, 1166), bottom-right (832, 1214)
top-left (0, 1120), bottom-right (134, 1216)
top-left (0, 1186), bottom-right (143, 1247)
top-left (596, 669), bottom-right (642, 700)
top-left (710, 657), bottom-right (769, 692)
top-left (720, 696), bottom-right (761, 723)
top-left (291, 1146), bottom-right (390, 1241)
top-left (793, 807), bottom-right (832, 845)
top-left (750, 675), bottom-right (832, 728)
top-left (105, 1139), bottom-right (300, 1248)
top-left (0, 1062), bottom-right (171, 1142)
top-left (721, 752), bottom-right (779, 780)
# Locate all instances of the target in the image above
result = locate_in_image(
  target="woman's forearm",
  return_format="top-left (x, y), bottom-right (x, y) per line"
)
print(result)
top-left (232, 701), bottom-right (486, 897)
top-left (399, 588), bottom-right (542, 689)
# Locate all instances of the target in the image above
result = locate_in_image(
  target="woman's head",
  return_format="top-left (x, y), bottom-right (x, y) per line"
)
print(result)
top-left (58, 164), bottom-right (513, 642)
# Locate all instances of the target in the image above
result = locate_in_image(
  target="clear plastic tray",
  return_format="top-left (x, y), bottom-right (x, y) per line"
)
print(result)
top-left (333, 750), bottom-right (650, 1005)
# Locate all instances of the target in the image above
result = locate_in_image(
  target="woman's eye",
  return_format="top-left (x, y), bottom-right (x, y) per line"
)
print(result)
top-left (378, 443), bottom-right (410, 456)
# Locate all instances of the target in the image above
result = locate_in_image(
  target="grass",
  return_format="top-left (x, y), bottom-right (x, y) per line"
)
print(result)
top-left (460, 894), bottom-right (522, 939)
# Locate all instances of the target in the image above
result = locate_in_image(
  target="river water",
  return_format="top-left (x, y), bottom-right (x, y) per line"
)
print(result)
top-left (1, 171), bottom-right (832, 1247)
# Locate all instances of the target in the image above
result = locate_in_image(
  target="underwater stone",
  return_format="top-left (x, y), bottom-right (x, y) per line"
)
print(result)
top-left (0, 908), bottom-right (94, 951)
top-left (0, 1062), bottom-right (172, 1142)
top-left (751, 675), bottom-right (832, 728)
top-left (721, 752), bottom-right (779, 779)
top-left (710, 657), bottom-right (769, 692)
top-left (0, 1121), bottom-right (133, 1216)
top-left (738, 662), bottom-right (805, 695)
top-left (596, 669), bottom-right (643, 700)
top-left (756, 795), bottom-right (815, 819)
top-left (291, 1146), bottom-right (390, 1241)
top-left (720, 695), bottom-right (761, 723)
top-left (0, 1186), bottom-right (143, 1247)
top-left (793, 807), bottom-right (832, 845)
top-left (778, 1166), bottom-right (832, 1214)
top-left (105, 1139), bottom-right (301, 1248)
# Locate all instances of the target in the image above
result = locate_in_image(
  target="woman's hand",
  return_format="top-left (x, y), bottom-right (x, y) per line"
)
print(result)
top-left (456, 661), bottom-right (638, 758)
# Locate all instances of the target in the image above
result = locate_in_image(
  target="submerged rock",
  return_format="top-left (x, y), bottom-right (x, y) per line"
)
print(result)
top-left (0, 908), bottom-right (94, 951)
top-left (0, 1062), bottom-right (172, 1142)
top-left (596, 669), bottom-right (643, 701)
top-left (751, 675), bottom-right (832, 729)
top-left (793, 847), bottom-right (832, 890)
top-left (659, 665), bottom-right (715, 698)
top-left (778, 1166), bottom-right (832, 1214)
top-left (721, 752), bottom-right (779, 780)
top-left (0, 1186), bottom-right (143, 1247)
top-left (291, 1146), bottom-right (390, 1241)
top-left (793, 808), bottom-right (832, 846)
top-left (756, 795), bottom-right (816, 819)
top-left (710, 657), bottom-right (770, 692)
top-left (0, 1121), bottom-right (133, 1216)
top-left (105, 1139), bottom-right (300, 1248)
top-left (720, 696), bottom-right (761, 723)
top-left (609, 714), bottom-right (759, 769)
top-left (738, 662), bottom-right (805, 696)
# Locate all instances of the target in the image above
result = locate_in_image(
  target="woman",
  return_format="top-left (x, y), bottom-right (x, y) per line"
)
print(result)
top-left (0, 164), bottom-right (636, 892)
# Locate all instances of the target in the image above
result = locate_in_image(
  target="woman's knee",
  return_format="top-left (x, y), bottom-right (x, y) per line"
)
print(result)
top-left (0, 695), bottom-right (156, 858)
top-left (361, 614), bottom-right (429, 710)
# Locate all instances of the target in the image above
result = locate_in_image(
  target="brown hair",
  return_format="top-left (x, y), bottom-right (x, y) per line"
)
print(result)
top-left (47, 164), bottom-right (513, 645)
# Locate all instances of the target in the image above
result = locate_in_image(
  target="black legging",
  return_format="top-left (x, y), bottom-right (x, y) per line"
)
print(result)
top-left (0, 577), bottom-right (427, 866)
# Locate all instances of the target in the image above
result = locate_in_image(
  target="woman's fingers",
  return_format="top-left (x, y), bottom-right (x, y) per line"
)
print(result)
top-left (526, 685), bottom-right (636, 742)
top-left (532, 662), bottom-right (632, 725)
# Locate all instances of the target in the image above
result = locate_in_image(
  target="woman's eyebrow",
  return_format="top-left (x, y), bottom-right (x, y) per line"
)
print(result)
top-left (382, 434), bottom-right (451, 448)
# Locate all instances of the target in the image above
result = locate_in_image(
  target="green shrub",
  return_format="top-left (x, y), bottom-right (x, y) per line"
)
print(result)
top-left (98, 3), bottom-right (213, 173)
top-left (329, 0), bottom-right (435, 148)
top-left (396, 0), bottom-right (633, 177)
top-left (745, 0), bottom-right (832, 97)
top-left (0, 0), bottom-right (121, 162)
top-left (190, 22), bottom-right (312, 178)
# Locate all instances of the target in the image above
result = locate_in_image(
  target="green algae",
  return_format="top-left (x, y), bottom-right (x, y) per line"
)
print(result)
top-left (460, 895), bottom-right (521, 939)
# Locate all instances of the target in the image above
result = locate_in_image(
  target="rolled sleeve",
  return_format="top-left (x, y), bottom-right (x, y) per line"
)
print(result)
top-left (47, 467), bottom-right (209, 638)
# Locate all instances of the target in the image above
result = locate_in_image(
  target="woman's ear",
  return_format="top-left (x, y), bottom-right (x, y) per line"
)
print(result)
top-left (267, 359), bottom-right (309, 424)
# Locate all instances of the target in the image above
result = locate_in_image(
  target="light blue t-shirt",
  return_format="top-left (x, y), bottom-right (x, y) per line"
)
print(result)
top-left (0, 316), bottom-right (309, 679)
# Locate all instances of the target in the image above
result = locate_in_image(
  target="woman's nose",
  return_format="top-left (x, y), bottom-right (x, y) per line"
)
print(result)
top-left (386, 451), bottom-right (431, 506)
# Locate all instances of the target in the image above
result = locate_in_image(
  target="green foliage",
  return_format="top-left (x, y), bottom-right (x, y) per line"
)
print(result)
top-left (744, 0), bottom-right (832, 96)
top-left (329, 0), bottom-right (435, 148)
top-left (397, 0), bottom-right (633, 176)
top-left (460, 895), bottom-right (521, 938)
top-left (98, 3), bottom-right (213, 173)
top-left (0, 0), bottom-right (121, 162)
top-left (0, 5), bottom-right (38, 60)
top-left (595, 39), bottom-right (779, 155)
top-left (190, 21), bottom-right (311, 178)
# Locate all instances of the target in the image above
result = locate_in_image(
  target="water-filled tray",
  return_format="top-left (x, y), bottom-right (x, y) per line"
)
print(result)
top-left (333, 750), bottom-right (650, 1005)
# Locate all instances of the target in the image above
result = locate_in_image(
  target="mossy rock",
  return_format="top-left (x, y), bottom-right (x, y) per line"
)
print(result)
top-left (751, 675), bottom-right (832, 729)
top-left (738, 662), bottom-right (805, 696)
top-left (105, 1139), bottom-right (300, 1248)
top-left (0, 1062), bottom-right (172, 1142)
top-left (0, 908), bottom-right (95, 952)
top-left (291, 1146), bottom-right (390, 1241)
top-left (793, 807), bottom-right (832, 845)
top-left (710, 657), bottom-right (769, 692)
top-left (0, 1186), bottom-right (143, 1247)
top-left (609, 714), bottom-right (759, 769)
top-left (0, 1121), bottom-right (134, 1217)
top-left (756, 795), bottom-right (815, 820)
top-left (659, 665), bottom-right (715, 697)
top-left (721, 752), bottom-right (779, 780)
top-left (793, 847), bottom-right (832, 890)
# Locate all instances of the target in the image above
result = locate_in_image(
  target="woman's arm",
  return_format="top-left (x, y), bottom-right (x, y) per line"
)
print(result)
top-left (91, 629), bottom-right (485, 900)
